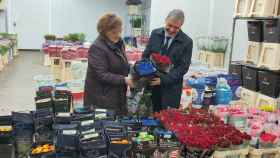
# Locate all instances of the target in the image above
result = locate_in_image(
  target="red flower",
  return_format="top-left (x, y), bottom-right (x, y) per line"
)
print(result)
top-left (154, 108), bottom-right (251, 149)
top-left (260, 132), bottom-right (277, 143)
top-left (151, 53), bottom-right (171, 65)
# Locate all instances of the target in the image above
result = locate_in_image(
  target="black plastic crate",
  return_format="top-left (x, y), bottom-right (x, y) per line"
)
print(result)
top-left (35, 96), bottom-right (53, 111)
top-left (0, 144), bottom-right (15, 158)
top-left (53, 91), bottom-right (71, 113)
top-left (54, 113), bottom-right (73, 124)
top-left (0, 130), bottom-right (13, 144)
top-left (242, 66), bottom-right (258, 91)
top-left (229, 62), bottom-right (243, 84)
top-left (94, 109), bottom-right (116, 121)
top-left (247, 21), bottom-right (263, 42)
top-left (53, 124), bottom-right (79, 151)
top-left (0, 115), bottom-right (12, 126)
top-left (263, 19), bottom-right (280, 43)
top-left (79, 132), bottom-right (108, 158)
top-left (12, 111), bottom-right (33, 126)
top-left (15, 137), bottom-right (33, 158)
top-left (258, 70), bottom-right (280, 98)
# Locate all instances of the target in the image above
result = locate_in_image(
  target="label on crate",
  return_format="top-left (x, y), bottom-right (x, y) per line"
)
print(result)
top-left (36, 98), bottom-right (52, 103)
top-left (81, 128), bottom-right (96, 135)
top-left (163, 134), bottom-right (172, 139)
top-left (95, 113), bottom-right (106, 119)
top-left (55, 98), bottom-right (68, 101)
top-left (81, 133), bottom-right (99, 140)
top-left (57, 112), bottom-right (71, 117)
top-left (95, 109), bottom-right (107, 112)
top-left (63, 130), bottom-right (77, 135)
top-left (81, 120), bottom-right (94, 126)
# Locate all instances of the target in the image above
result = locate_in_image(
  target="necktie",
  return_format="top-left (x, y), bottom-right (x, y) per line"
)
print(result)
top-left (161, 36), bottom-right (171, 55)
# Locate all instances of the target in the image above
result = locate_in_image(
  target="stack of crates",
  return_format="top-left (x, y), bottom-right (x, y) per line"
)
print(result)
top-left (0, 115), bottom-right (15, 158)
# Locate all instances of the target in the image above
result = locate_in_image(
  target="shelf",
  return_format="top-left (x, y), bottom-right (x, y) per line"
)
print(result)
top-left (230, 61), bottom-right (280, 74)
top-left (234, 16), bottom-right (280, 20)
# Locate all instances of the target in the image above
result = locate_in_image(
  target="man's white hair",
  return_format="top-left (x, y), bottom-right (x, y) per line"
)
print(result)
top-left (166, 9), bottom-right (185, 24)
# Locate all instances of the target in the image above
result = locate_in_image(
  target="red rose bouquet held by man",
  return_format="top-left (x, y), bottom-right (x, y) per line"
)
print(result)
top-left (150, 53), bottom-right (172, 73)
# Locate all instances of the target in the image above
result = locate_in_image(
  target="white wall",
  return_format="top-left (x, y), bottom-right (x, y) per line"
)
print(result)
top-left (0, 11), bottom-right (6, 32)
top-left (51, 0), bottom-right (128, 42)
top-left (210, 0), bottom-right (248, 63)
top-left (149, 0), bottom-right (248, 67)
top-left (149, 0), bottom-right (212, 56)
top-left (6, 0), bottom-right (128, 48)
top-left (0, 0), bottom-right (7, 32)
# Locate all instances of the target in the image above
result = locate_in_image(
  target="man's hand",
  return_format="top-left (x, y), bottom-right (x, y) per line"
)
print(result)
top-left (150, 78), bottom-right (161, 86)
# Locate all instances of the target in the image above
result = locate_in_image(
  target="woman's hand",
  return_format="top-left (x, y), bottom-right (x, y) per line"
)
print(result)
top-left (125, 76), bottom-right (135, 88)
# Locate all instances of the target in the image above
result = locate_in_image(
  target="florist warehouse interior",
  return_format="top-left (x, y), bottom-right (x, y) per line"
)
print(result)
top-left (0, 0), bottom-right (280, 158)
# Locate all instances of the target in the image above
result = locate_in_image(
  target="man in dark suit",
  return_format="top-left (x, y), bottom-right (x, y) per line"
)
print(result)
top-left (143, 9), bottom-right (193, 112)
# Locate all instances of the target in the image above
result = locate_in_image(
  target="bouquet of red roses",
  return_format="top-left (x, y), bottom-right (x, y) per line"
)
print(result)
top-left (151, 53), bottom-right (172, 73)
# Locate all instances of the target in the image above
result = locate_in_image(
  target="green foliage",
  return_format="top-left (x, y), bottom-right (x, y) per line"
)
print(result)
top-left (0, 45), bottom-right (9, 55)
top-left (131, 17), bottom-right (142, 28)
top-left (136, 91), bottom-right (153, 117)
top-left (67, 33), bottom-right (86, 42)
top-left (44, 34), bottom-right (56, 41)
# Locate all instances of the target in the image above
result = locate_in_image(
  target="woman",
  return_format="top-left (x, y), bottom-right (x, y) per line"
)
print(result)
top-left (84, 13), bottom-right (133, 115)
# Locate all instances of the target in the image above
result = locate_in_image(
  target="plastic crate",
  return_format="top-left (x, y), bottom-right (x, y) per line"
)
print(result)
top-left (249, 0), bottom-right (279, 17)
top-left (53, 91), bottom-right (72, 113)
top-left (249, 147), bottom-right (280, 158)
top-left (258, 70), bottom-right (280, 98)
top-left (35, 96), bottom-right (53, 111)
top-left (79, 133), bottom-right (108, 158)
top-left (256, 93), bottom-right (278, 112)
top-left (240, 87), bottom-right (258, 107)
top-left (199, 51), bottom-right (225, 68)
top-left (263, 19), bottom-right (280, 43)
top-left (229, 62), bottom-right (243, 84)
top-left (15, 137), bottom-right (33, 158)
top-left (242, 65), bottom-right (258, 91)
top-left (245, 42), bottom-right (262, 65)
top-left (50, 57), bottom-right (62, 81)
top-left (53, 124), bottom-right (79, 150)
top-left (211, 147), bottom-right (249, 158)
top-left (258, 43), bottom-right (280, 70)
top-left (61, 59), bottom-right (73, 82)
top-left (248, 21), bottom-right (263, 42)
top-left (234, 0), bottom-right (253, 17)
top-left (0, 144), bottom-right (15, 158)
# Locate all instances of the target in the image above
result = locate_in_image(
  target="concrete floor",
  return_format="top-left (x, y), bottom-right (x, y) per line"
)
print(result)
top-left (0, 51), bottom-right (49, 115)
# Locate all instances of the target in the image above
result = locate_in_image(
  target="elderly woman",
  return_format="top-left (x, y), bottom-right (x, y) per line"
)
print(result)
top-left (84, 13), bottom-right (133, 115)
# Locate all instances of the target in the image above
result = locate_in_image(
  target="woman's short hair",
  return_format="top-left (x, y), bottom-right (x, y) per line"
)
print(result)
top-left (97, 13), bottom-right (122, 36)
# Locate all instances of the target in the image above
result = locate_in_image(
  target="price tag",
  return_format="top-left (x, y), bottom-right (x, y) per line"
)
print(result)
top-left (95, 113), bottom-right (106, 119)
top-left (81, 120), bottom-right (94, 126)
top-left (95, 109), bottom-right (107, 112)
top-left (82, 133), bottom-right (99, 140)
top-left (163, 134), bottom-right (172, 139)
top-left (81, 128), bottom-right (96, 135)
top-left (36, 98), bottom-right (51, 103)
top-left (63, 130), bottom-right (77, 135)
top-left (57, 113), bottom-right (71, 117)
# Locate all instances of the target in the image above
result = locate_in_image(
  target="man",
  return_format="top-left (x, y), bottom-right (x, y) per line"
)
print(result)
top-left (143, 9), bottom-right (193, 112)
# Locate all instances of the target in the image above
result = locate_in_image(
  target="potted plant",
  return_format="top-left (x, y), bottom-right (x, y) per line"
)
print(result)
top-left (67, 33), bottom-right (86, 43)
top-left (126, 0), bottom-right (142, 15)
top-left (44, 34), bottom-right (56, 42)
top-left (131, 17), bottom-right (142, 37)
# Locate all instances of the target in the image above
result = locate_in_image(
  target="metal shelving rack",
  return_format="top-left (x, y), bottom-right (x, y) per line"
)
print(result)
top-left (228, 16), bottom-right (279, 70)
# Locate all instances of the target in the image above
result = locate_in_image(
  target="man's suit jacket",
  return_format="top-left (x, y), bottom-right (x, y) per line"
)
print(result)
top-left (143, 27), bottom-right (193, 108)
